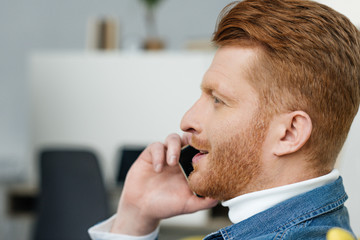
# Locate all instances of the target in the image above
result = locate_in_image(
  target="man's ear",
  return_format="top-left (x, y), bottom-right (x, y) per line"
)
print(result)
top-left (273, 111), bottom-right (312, 157)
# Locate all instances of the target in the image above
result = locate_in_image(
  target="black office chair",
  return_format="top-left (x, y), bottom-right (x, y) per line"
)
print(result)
top-left (116, 146), bottom-right (145, 184)
top-left (33, 149), bottom-right (110, 240)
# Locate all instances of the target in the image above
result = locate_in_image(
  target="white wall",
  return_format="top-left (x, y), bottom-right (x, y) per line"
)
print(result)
top-left (315, 0), bottom-right (360, 27)
top-left (29, 51), bottom-right (214, 183)
top-left (338, 113), bottom-right (360, 236)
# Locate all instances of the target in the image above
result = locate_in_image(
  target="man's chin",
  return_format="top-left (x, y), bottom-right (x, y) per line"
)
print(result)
top-left (188, 169), bottom-right (235, 201)
top-left (188, 171), bottom-right (210, 197)
top-left (187, 171), bottom-right (199, 187)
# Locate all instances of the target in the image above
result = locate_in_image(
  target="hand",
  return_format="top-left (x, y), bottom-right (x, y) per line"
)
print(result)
top-left (110, 133), bottom-right (218, 236)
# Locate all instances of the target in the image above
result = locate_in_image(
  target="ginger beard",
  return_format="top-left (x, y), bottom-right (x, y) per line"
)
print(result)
top-left (188, 110), bottom-right (269, 201)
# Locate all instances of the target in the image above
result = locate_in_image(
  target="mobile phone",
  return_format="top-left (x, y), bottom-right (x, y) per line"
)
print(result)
top-left (179, 145), bottom-right (203, 197)
top-left (179, 145), bottom-right (199, 181)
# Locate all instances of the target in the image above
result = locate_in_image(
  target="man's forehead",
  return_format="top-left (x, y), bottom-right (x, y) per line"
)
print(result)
top-left (201, 69), bottom-right (229, 90)
top-left (201, 47), bottom-right (259, 99)
top-left (201, 69), bottom-right (237, 99)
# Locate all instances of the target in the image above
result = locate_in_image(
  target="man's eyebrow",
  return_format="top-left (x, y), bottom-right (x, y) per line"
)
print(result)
top-left (200, 80), bottom-right (219, 94)
top-left (200, 81), bottom-right (213, 93)
top-left (200, 80), bottom-right (236, 103)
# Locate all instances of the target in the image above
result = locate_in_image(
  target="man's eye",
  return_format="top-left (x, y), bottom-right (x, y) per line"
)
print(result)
top-left (213, 96), bottom-right (222, 104)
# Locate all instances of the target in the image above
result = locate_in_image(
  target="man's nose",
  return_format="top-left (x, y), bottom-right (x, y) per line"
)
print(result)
top-left (180, 97), bottom-right (205, 134)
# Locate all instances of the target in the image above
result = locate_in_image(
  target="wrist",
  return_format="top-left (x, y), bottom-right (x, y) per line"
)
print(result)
top-left (110, 203), bottom-right (160, 236)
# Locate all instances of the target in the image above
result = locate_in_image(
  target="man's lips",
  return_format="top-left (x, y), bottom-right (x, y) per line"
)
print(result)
top-left (192, 150), bottom-right (208, 164)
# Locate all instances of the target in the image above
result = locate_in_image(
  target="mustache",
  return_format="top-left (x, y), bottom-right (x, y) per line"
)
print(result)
top-left (190, 135), bottom-right (212, 151)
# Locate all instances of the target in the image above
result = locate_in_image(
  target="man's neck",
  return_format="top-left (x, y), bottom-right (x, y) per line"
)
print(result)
top-left (222, 169), bottom-right (339, 224)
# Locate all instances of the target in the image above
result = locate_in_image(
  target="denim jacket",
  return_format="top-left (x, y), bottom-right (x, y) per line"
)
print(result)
top-left (203, 177), bottom-right (354, 240)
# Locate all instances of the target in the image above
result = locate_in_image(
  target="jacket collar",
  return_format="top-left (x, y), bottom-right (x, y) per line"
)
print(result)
top-left (207, 177), bottom-right (347, 239)
top-left (222, 169), bottom-right (339, 223)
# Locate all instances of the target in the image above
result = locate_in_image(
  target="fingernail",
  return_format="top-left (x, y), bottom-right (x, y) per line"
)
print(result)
top-left (169, 155), bottom-right (177, 165)
top-left (155, 164), bottom-right (162, 173)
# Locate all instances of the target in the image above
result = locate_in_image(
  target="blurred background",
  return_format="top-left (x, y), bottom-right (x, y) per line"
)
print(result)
top-left (0, 0), bottom-right (359, 239)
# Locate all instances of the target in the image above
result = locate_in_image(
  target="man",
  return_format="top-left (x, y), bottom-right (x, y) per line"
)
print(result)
top-left (89, 0), bottom-right (360, 239)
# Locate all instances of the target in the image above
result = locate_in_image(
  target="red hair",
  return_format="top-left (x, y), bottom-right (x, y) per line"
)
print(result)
top-left (213, 0), bottom-right (360, 172)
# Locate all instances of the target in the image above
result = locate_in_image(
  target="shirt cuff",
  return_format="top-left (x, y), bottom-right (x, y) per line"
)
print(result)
top-left (88, 215), bottom-right (159, 240)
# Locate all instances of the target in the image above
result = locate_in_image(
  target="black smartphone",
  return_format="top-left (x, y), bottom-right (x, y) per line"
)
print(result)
top-left (179, 145), bottom-right (203, 197)
top-left (179, 145), bottom-right (199, 181)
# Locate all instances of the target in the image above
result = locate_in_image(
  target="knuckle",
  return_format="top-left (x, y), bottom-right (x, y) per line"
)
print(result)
top-left (150, 141), bottom-right (163, 150)
top-left (149, 142), bottom-right (165, 161)
top-left (166, 133), bottom-right (180, 142)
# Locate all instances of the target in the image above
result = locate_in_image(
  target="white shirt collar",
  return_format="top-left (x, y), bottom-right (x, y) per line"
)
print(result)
top-left (222, 169), bottom-right (340, 224)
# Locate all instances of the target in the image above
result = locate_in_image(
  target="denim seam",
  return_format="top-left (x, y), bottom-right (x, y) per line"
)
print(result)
top-left (221, 228), bottom-right (231, 240)
top-left (272, 193), bottom-right (347, 239)
top-left (275, 219), bottom-right (313, 240)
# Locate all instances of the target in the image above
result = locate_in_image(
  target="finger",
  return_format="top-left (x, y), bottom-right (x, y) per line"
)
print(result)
top-left (181, 132), bottom-right (192, 146)
top-left (164, 133), bottom-right (182, 166)
top-left (149, 142), bottom-right (166, 173)
top-left (185, 196), bottom-right (219, 213)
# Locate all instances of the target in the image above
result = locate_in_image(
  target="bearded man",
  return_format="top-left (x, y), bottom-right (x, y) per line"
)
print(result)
top-left (89, 0), bottom-right (360, 239)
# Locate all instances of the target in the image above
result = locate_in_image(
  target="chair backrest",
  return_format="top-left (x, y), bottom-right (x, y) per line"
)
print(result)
top-left (116, 146), bottom-right (145, 184)
top-left (33, 149), bottom-right (109, 240)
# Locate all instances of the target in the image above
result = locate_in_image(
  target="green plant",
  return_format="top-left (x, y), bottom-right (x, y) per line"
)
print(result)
top-left (139, 0), bottom-right (163, 9)
top-left (139, 0), bottom-right (164, 39)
